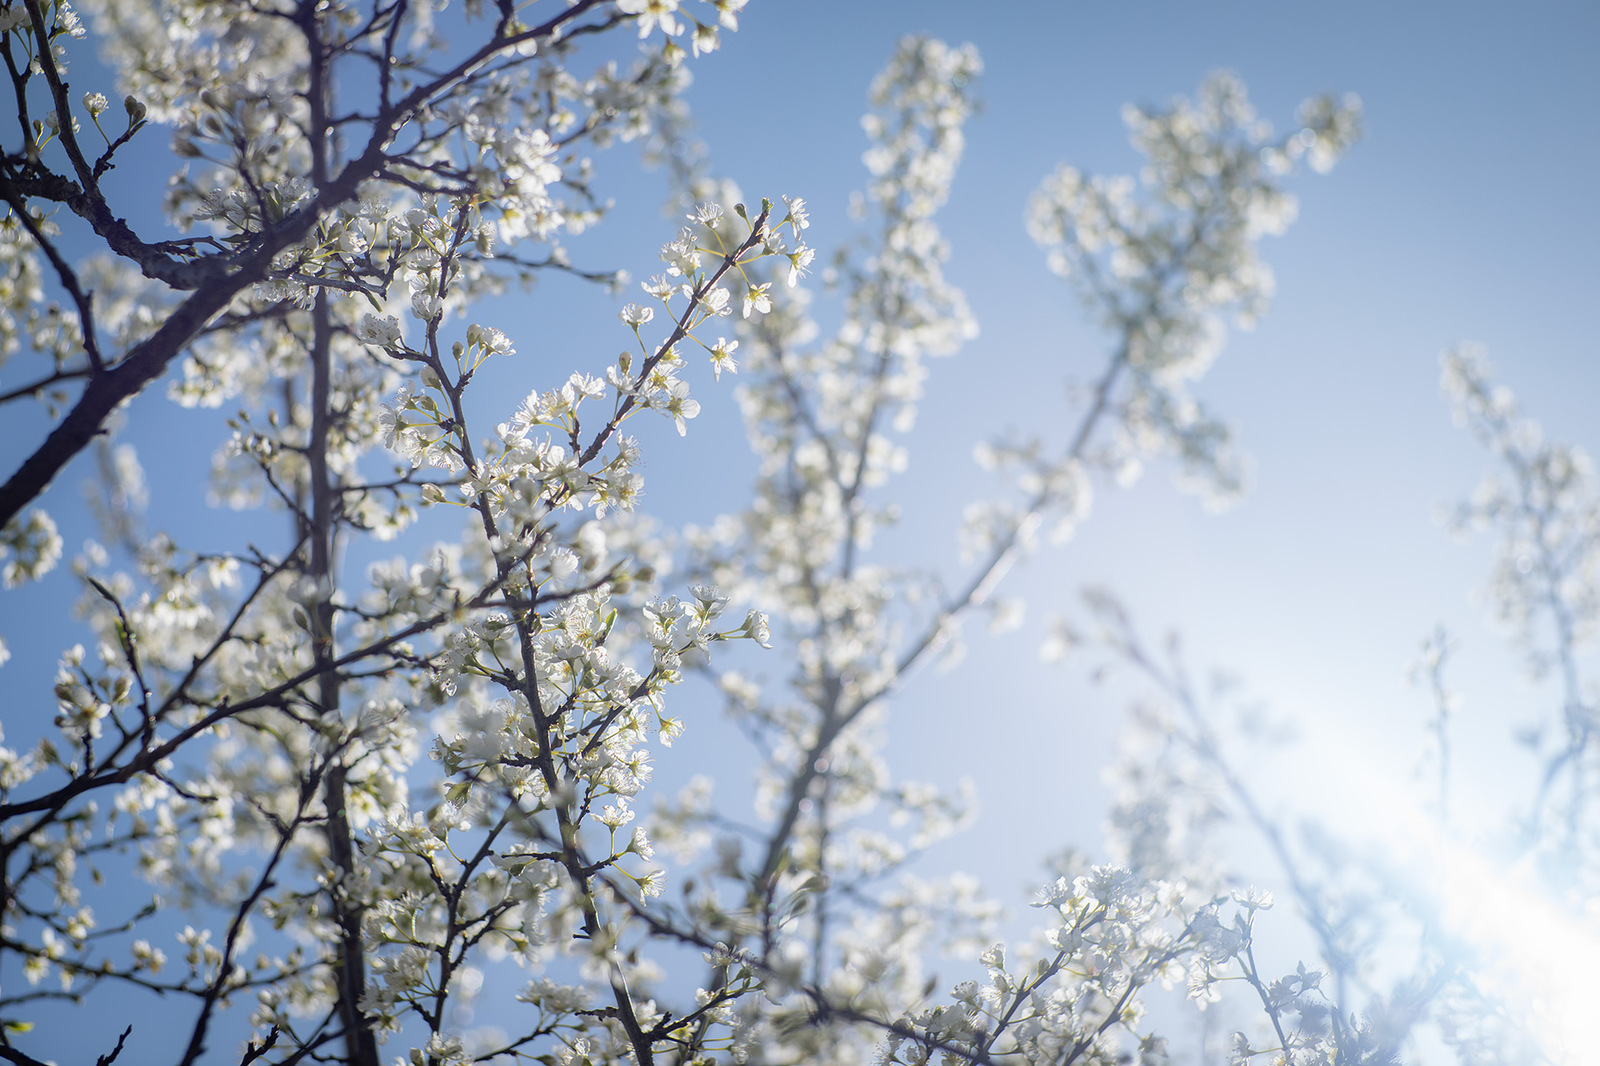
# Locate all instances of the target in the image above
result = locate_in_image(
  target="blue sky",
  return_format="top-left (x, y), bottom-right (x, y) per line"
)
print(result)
top-left (2, 0), bottom-right (1598, 1060)
top-left (638, 0), bottom-right (1600, 873)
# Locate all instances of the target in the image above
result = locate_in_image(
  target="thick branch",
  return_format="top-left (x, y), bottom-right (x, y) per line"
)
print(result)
top-left (0, 0), bottom-right (609, 529)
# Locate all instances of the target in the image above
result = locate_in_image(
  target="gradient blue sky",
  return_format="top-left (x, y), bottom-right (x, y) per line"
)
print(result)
top-left (2, 0), bottom-right (1598, 1060)
top-left (643, 0), bottom-right (1600, 874)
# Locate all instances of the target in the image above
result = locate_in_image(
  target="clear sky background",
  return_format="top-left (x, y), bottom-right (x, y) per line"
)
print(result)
top-left (634, 0), bottom-right (1600, 889)
top-left (2, 0), bottom-right (1598, 1061)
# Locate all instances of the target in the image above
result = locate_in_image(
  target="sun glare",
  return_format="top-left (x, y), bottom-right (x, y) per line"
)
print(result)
top-left (1288, 725), bottom-right (1600, 1065)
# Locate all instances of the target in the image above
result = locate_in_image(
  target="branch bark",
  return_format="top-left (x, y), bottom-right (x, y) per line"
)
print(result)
top-left (0, 0), bottom-right (609, 529)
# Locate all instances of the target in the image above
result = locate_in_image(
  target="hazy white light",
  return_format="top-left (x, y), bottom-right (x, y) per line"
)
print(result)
top-left (1280, 725), bottom-right (1600, 1066)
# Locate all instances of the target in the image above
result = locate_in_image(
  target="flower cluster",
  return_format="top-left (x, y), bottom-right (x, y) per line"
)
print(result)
top-left (1025, 73), bottom-right (1362, 506)
top-left (0, 7), bottom-right (1393, 1066)
top-left (1442, 346), bottom-right (1600, 870)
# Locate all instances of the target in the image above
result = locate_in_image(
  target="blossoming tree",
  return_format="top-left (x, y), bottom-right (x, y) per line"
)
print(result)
top-left (5, 2), bottom-right (1584, 1065)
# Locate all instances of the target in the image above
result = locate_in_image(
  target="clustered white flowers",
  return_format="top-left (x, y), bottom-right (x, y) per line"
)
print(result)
top-left (1441, 346), bottom-right (1600, 862)
top-left (2, 3), bottom-right (1571, 1066)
